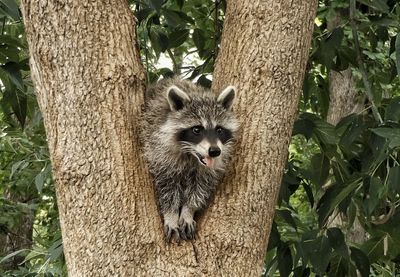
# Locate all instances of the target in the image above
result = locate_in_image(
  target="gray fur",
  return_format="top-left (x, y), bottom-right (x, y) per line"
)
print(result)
top-left (140, 78), bottom-right (238, 242)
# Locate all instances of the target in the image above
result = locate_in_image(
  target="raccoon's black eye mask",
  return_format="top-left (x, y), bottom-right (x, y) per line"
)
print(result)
top-left (177, 125), bottom-right (232, 144)
top-left (177, 126), bottom-right (204, 144)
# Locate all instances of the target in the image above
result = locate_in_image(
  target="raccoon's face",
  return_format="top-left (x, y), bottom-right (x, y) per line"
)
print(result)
top-left (166, 84), bottom-right (238, 169)
top-left (177, 124), bottom-right (233, 168)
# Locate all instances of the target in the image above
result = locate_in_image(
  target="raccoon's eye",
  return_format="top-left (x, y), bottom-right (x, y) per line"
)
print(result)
top-left (216, 126), bottom-right (223, 134)
top-left (192, 126), bottom-right (203, 135)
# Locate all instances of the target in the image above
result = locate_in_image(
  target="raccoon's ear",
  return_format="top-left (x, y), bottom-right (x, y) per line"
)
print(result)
top-left (167, 86), bottom-right (190, 111)
top-left (217, 86), bottom-right (236, 110)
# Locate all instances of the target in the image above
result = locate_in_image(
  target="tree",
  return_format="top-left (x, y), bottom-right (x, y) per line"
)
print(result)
top-left (265, 1), bottom-right (400, 275)
top-left (20, 0), bottom-right (317, 275)
top-left (326, 11), bottom-right (367, 245)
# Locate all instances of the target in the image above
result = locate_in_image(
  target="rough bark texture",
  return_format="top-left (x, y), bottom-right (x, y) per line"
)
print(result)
top-left (328, 73), bottom-right (367, 244)
top-left (20, 1), bottom-right (156, 275)
top-left (326, 13), bottom-right (362, 125)
top-left (21, 0), bottom-right (317, 275)
top-left (327, 69), bottom-right (361, 125)
top-left (327, 67), bottom-right (367, 244)
top-left (208, 1), bottom-right (318, 274)
top-left (326, 15), bottom-right (366, 244)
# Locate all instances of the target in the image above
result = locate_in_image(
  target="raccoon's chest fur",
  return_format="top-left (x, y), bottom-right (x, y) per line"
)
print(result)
top-left (176, 166), bottom-right (219, 189)
top-left (150, 152), bottom-right (221, 187)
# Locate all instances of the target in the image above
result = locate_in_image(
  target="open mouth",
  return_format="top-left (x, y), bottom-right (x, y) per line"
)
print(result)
top-left (195, 153), bottom-right (214, 168)
top-left (195, 153), bottom-right (207, 166)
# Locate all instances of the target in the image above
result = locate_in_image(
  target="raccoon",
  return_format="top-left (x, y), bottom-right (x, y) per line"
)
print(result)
top-left (141, 78), bottom-right (238, 242)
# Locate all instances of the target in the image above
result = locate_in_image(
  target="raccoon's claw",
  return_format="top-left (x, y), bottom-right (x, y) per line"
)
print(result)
top-left (164, 224), bottom-right (180, 243)
top-left (178, 219), bottom-right (197, 240)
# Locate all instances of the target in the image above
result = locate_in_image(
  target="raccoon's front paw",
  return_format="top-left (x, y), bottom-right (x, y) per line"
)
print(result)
top-left (164, 223), bottom-right (180, 243)
top-left (178, 216), bottom-right (197, 240)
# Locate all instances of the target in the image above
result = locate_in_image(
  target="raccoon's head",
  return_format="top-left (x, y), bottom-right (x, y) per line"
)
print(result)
top-left (164, 84), bottom-right (238, 170)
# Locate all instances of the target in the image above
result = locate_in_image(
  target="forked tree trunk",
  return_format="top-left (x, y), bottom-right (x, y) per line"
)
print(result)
top-left (21, 0), bottom-right (317, 275)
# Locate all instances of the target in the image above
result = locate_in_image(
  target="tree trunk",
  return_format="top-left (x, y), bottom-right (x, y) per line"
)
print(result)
top-left (21, 0), bottom-right (317, 275)
top-left (326, 14), bottom-right (366, 244)
top-left (327, 72), bottom-right (367, 245)
top-left (327, 69), bottom-right (361, 125)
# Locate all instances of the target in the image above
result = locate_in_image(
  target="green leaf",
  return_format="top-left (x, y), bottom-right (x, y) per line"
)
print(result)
top-left (267, 222), bottom-right (281, 250)
top-left (326, 27), bottom-right (344, 49)
top-left (293, 266), bottom-right (310, 277)
top-left (175, 0), bottom-right (184, 9)
top-left (0, 34), bottom-right (25, 48)
top-left (310, 154), bottom-right (329, 188)
top-left (148, 0), bottom-right (163, 14)
top-left (357, 0), bottom-right (389, 13)
top-left (339, 116), bottom-right (365, 149)
top-left (350, 247), bottom-right (370, 277)
top-left (317, 179), bottom-right (362, 227)
top-left (292, 118), bottom-right (315, 140)
top-left (197, 75), bottom-right (212, 88)
top-left (22, 249), bottom-right (44, 263)
top-left (328, 255), bottom-right (349, 277)
top-left (302, 235), bottom-right (332, 275)
top-left (338, 46), bottom-right (357, 66)
top-left (395, 33), bottom-right (400, 76)
top-left (35, 171), bottom-right (45, 193)
top-left (1, 62), bottom-right (24, 91)
top-left (385, 97), bottom-right (400, 122)
top-left (277, 244), bottom-right (292, 277)
top-left (327, 228), bottom-right (349, 259)
top-left (361, 133), bottom-right (388, 173)
top-left (192, 28), bottom-right (206, 57)
top-left (0, 0), bottom-right (20, 21)
top-left (163, 9), bottom-right (189, 27)
top-left (149, 28), bottom-right (169, 55)
top-left (314, 27), bottom-right (343, 70)
top-left (48, 239), bottom-right (63, 261)
top-left (371, 127), bottom-right (400, 148)
top-left (3, 83), bottom-right (27, 128)
top-left (313, 119), bottom-right (338, 145)
top-left (157, 67), bottom-right (174, 78)
top-left (365, 177), bottom-right (385, 215)
top-left (376, 26), bottom-right (389, 42)
top-left (347, 201), bottom-right (357, 229)
top-left (10, 160), bottom-right (28, 178)
top-left (302, 183), bottom-right (314, 207)
top-left (168, 29), bottom-right (189, 48)
top-left (0, 248), bottom-right (28, 264)
top-left (135, 8), bottom-right (154, 23)
top-left (0, 44), bottom-right (20, 62)
top-left (387, 166), bottom-right (400, 194)
top-left (276, 209), bottom-right (297, 230)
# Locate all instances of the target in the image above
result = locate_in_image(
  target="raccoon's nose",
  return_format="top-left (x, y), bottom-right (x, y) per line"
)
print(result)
top-left (208, 147), bottom-right (221, 157)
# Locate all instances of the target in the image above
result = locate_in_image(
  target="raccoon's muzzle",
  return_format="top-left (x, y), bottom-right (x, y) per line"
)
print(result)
top-left (208, 146), bottom-right (221, 157)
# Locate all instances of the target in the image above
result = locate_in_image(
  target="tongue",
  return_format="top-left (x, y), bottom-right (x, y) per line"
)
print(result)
top-left (203, 156), bottom-right (214, 167)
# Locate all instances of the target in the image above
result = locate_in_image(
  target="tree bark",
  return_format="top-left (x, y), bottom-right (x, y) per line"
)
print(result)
top-left (327, 67), bottom-right (367, 244)
top-left (327, 69), bottom-right (361, 124)
top-left (21, 0), bottom-right (317, 275)
top-left (326, 14), bottom-right (366, 244)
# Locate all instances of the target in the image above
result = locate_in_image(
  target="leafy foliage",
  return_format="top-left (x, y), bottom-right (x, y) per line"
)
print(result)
top-left (265, 1), bottom-right (400, 276)
top-left (1, 0), bottom-right (400, 276)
